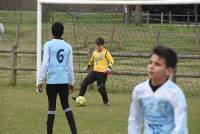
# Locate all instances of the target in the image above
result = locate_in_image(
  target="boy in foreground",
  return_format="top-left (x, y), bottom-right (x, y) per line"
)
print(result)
top-left (128, 45), bottom-right (188, 134)
top-left (37, 22), bottom-right (77, 134)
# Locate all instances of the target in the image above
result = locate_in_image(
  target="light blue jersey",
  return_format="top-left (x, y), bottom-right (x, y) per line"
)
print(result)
top-left (128, 79), bottom-right (188, 134)
top-left (37, 39), bottom-right (74, 84)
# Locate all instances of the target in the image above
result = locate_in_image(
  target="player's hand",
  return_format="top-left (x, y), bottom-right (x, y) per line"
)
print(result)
top-left (105, 67), bottom-right (112, 75)
top-left (37, 84), bottom-right (42, 93)
top-left (84, 65), bottom-right (90, 71)
top-left (69, 85), bottom-right (75, 94)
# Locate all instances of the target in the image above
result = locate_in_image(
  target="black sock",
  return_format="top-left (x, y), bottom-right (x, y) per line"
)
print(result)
top-left (65, 111), bottom-right (77, 134)
top-left (47, 114), bottom-right (55, 134)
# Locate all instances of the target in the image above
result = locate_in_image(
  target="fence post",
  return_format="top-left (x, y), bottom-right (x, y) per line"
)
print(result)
top-left (83, 26), bottom-right (88, 48)
top-left (88, 47), bottom-right (94, 90)
top-left (109, 23), bottom-right (115, 48)
top-left (0, 23), bottom-right (4, 44)
top-left (146, 11), bottom-right (149, 24)
top-left (19, 10), bottom-right (23, 24)
top-left (15, 25), bottom-right (19, 48)
top-left (50, 11), bottom-right (54, 23)
top-left (161, 12), bottom-right (163, 24)
top-left (156, 30), bottom-right (160, 45)
top-left (187, 10), bottom-right (190, 26)
top-left (10, 45), bottom-right (17, 85)
top-left (10, 25), bottom-right (19, 86)
top-left (123, 5), bottom-right (132, 24)
top-left (194, 4), bottom-right (199, 46)
top-left (135, 5), bottom-right (143, 25)
top-left (169, 10), bottom-right (172, 24)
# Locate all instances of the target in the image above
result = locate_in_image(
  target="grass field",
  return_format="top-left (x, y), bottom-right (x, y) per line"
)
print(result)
top-left (0, 11), bottom-right (200, 133)
top-left (0, 79), bottom-right (200, 134)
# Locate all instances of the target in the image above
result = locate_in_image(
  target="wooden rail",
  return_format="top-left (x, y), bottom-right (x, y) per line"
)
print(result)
top-left (1, 47), bottom-right (200, 86)
top-left (1, 49), bottom-right (200, 59)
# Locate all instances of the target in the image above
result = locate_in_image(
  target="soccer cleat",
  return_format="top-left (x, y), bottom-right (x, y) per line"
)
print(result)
top-left (72, 96), bottom-right (77, 101)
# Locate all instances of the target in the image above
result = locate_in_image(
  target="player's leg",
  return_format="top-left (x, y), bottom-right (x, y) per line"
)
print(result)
top-left (72, 71), bottom-right (96, 101)
top-left (79, 71), bottom-right (97, 96)
top-left (96, 73), bottom-right (109, 105)
top-left (46, 84), bottom-right (58, 134)
top-left (59, 84), bottom-right (77, 134)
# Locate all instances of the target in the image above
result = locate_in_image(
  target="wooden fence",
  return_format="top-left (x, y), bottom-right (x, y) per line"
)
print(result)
top-left (1, 46), bottom-right (200, 85)
top-left (1, 25), bottom-right (200, 85)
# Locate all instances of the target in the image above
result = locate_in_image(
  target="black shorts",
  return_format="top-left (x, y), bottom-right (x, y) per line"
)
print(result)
top-left (46, 84), bottom-right (69, 111)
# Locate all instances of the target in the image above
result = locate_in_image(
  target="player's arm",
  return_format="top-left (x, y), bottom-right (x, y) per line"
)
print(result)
top-left (171, 92), bottom-right (188, 134)
top-left (67, 46), bottom-right (75, 93)
top-left (67, 46), bottom-right (74, 86)
top-left (128, 88), bottom-right (143, 134)
top-left (105, 51), bottom-right (114, 68)
top-left (87, 51), bottom-right (94, 69)
top-left (37, 44), bottom-right (49, 92)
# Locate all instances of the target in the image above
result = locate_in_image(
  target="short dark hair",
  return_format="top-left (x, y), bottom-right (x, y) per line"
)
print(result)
top-left (51, 22), bottom-right (64, 37)
top-left (152, 45), bottom-right (177, 69)
top-left (95, 37), bottom-right (104, 45)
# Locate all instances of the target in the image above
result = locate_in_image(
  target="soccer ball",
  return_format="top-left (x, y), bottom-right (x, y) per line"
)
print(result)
top-left (76, 96), bottom-right (86, 106)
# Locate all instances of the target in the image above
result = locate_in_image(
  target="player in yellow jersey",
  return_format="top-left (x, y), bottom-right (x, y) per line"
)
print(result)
top-left (72, 37), bottom-right (114, 106)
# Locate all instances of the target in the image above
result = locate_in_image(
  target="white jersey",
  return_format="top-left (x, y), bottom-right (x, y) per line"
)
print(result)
top-left (128, 79), bottom-right (188, 134)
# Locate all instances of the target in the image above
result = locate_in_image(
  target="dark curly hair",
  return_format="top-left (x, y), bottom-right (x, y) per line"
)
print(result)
top-left (51, 22), bottom-right (64, 38)
top-left (152, 45), bottom-right (177, 69)
top-left (95, 37), bottom-right (104, 45)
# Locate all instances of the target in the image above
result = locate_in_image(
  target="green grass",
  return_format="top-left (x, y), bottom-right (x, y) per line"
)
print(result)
top-left (0, 82), bottom-right (200, 134)
top-left (0, 82), bottom-right (129, 134)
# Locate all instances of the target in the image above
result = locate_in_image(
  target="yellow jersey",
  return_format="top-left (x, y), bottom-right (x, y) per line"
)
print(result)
top-left (88, 48), bottom-right (114, 73)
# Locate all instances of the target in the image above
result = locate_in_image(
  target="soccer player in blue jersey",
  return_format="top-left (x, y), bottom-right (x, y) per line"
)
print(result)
top-left (128, 45), bottom-right (188, 134)
top-left (37, 22), bottom-right (77, 134)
